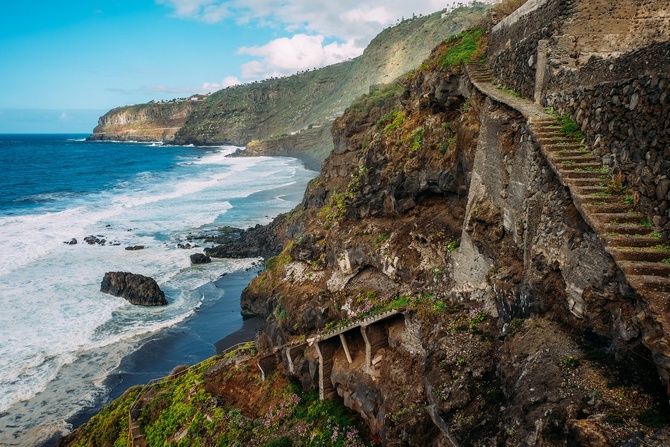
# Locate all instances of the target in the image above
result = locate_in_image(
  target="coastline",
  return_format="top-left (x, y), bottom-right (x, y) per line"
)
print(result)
top-left (45, 266), bottom-right (263, 447)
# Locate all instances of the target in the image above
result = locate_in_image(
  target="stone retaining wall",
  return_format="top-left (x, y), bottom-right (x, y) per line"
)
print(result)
top-left (546, 75), bottom-right (670, 235)
top-left (488, 0), bottom-right (573, 99)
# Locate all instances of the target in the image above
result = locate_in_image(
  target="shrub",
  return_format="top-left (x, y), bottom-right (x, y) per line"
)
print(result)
top-left (556, 114), bottom-right (584, 140)
top-left (264, 436), bottom-right (294, 447)
top-left (439, 28), bottom-right (485, 69)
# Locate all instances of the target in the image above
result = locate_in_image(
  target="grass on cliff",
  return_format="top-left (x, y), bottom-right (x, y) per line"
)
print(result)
top-left (140, 361), bottom-right (374, 446)
top-left (64, 348), bottom-right (377, 447)
top-left (348, 82), bottom-right (404, 123)
top-left (438, 27), bottom-right (486, 69)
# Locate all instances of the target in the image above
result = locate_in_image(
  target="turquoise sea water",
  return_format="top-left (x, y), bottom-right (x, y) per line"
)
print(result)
top-left (0, 135), bottom-right (316, 445)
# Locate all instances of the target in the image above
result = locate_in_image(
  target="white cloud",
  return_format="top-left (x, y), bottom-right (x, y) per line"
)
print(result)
top-left (157, 0), bottom-right (466, 44)
top-left (239, 34), bottom-right (361, 79)
top-left (157, 0), bottom-right (473, 82)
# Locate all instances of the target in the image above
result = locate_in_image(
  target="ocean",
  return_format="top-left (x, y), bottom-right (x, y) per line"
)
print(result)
top-left (0, 134), bottom-right (316, 446)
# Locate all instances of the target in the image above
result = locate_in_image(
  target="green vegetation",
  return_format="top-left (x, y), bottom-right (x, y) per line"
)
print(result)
top-left (496, 84), bottom-right (522, 98)
top-left (556, 114), bottom-right (584, 140)
top-left (132, 358), bottom-right (375, 447)
top-left (446, 239), bottom-right (459, 252)
top-left (607, 171), bottom-right (627, 195)
top-left (375, 232), bottom-right (390, 245)
top-left (438, 28), bottom-right (485, 69)
top-left (71, 388), bottom-right (141, 447)
top-left (408, 126), bottom-right (425, 151)
top-left (318, 193), bottom-right (347, 223)
top-left (561, 356), bottom-right (580, 368)
top-left (376, 109), bottom-right (406, 135)
top-left (351, 83), bottom-right (405, 122)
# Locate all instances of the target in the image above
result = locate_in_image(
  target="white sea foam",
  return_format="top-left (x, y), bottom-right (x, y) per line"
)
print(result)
top-left (0, 146), bottom-right (316, 445)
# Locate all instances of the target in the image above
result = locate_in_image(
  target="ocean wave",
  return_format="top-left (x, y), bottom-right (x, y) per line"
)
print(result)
top-left (12, 191), bottom-right (83, 204)
top-left (0, 141), bottom-right (316, 443)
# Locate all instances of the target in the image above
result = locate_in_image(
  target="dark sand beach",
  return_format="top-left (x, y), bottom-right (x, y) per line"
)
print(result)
top-left (47, 266), bottom-right (264, 446)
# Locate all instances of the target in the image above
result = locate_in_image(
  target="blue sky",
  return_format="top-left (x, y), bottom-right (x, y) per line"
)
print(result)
top-left (0, 0), bottom-right (471, 133)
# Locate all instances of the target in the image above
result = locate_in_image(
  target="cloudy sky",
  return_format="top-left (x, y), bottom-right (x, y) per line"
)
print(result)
top-left (0, 0), bottom-right (476, 132)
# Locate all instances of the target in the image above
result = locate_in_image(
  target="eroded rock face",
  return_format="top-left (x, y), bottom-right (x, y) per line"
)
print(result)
top-left (100, 272), bottom-right (167, 306)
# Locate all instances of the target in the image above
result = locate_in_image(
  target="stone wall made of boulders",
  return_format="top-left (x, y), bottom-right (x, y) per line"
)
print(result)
top-left (544, 41), bottom-right (670, 99)
top-left (489, 0), bottom-right (572, 99)
top-left (546, 75), bottom-right (670, 235)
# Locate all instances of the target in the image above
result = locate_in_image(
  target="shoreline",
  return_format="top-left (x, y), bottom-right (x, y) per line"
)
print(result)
top-left (44, 266), bottom-right (263, 447)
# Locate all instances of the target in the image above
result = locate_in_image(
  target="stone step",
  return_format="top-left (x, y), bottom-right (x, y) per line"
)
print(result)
top-left (534, 129), bottom-right (564, 137)
top-left (566, 176), bottom-right (609, 185)
top-left (618, 261), bottom-right (670, 277)
top-left (559, 163), bottom-right (606, 173)
top-left (604, 234), bottom-right (662, 248)
top-left (543, 142), bottom-right (589, 152)
top-left (594, 212), bottom-right (645, 224)
top-left (563, 170), bottom-right (610, 180)
top-left (537, 136), bottom-right (573, 145)
top-left (581, 203), bottom-right (636, 214)
top-left (600, 224), bottom-right (655, 236)
top-left (531, 117), bottom-right (557, 123)
top-left (626, 274), bottom-right (670, 293)
top-left (574, 188), bottom-right (617, 197)
top-left (551, 154), bottom-right (598, 163)
top-left (609, 247), bottom-right (670, 262)
top-left (576, 193), bottom-right (624, 203)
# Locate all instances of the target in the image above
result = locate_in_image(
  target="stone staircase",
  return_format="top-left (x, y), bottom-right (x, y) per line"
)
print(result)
top-left (465, 62), bottom-right (670, 304)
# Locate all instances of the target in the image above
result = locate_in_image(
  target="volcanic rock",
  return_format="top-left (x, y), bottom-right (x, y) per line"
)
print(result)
top-left (100, 271), bottom-right (167, 306)
top-left (190, 253), bottom-right (212, 264)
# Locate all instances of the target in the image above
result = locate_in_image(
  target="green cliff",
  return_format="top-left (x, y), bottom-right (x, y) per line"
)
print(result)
top-left (89, 4), bottom-right (489, 167)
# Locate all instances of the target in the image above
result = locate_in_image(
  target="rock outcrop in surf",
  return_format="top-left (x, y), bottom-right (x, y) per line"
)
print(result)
top-left (100, 271), bottom-right (167, 306)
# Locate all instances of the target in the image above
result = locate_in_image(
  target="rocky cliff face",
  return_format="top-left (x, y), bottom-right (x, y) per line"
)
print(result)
top-left (233, 11), bottom-right (670, 444)
top-left (88, 101), bottom-right (195, 142)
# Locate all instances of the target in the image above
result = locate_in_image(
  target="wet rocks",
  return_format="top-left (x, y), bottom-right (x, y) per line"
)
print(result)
top-left (100, 271), bottom-right (167, 306)
top-left (84, 235), bottom-right (106, 245)
top-left (190, 253), bottom-right (211, 264)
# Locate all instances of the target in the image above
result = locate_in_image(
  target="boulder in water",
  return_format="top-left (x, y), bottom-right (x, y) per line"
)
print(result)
top-left (100, 271), bottom-right (167, 306)
top-left (190, 253), bottom-right (212, 264)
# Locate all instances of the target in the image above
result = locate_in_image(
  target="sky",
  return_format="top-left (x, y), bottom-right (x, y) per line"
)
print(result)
top-left (0, 0), bottom-right (477, 133)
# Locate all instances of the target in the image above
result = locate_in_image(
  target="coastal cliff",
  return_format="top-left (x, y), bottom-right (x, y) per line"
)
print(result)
top-left (62, 1), bottom-right (670, 446)
top-left (87, 5), bottom-right (489, 165)
top-left (88, 101), bottom-right (196, 142)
